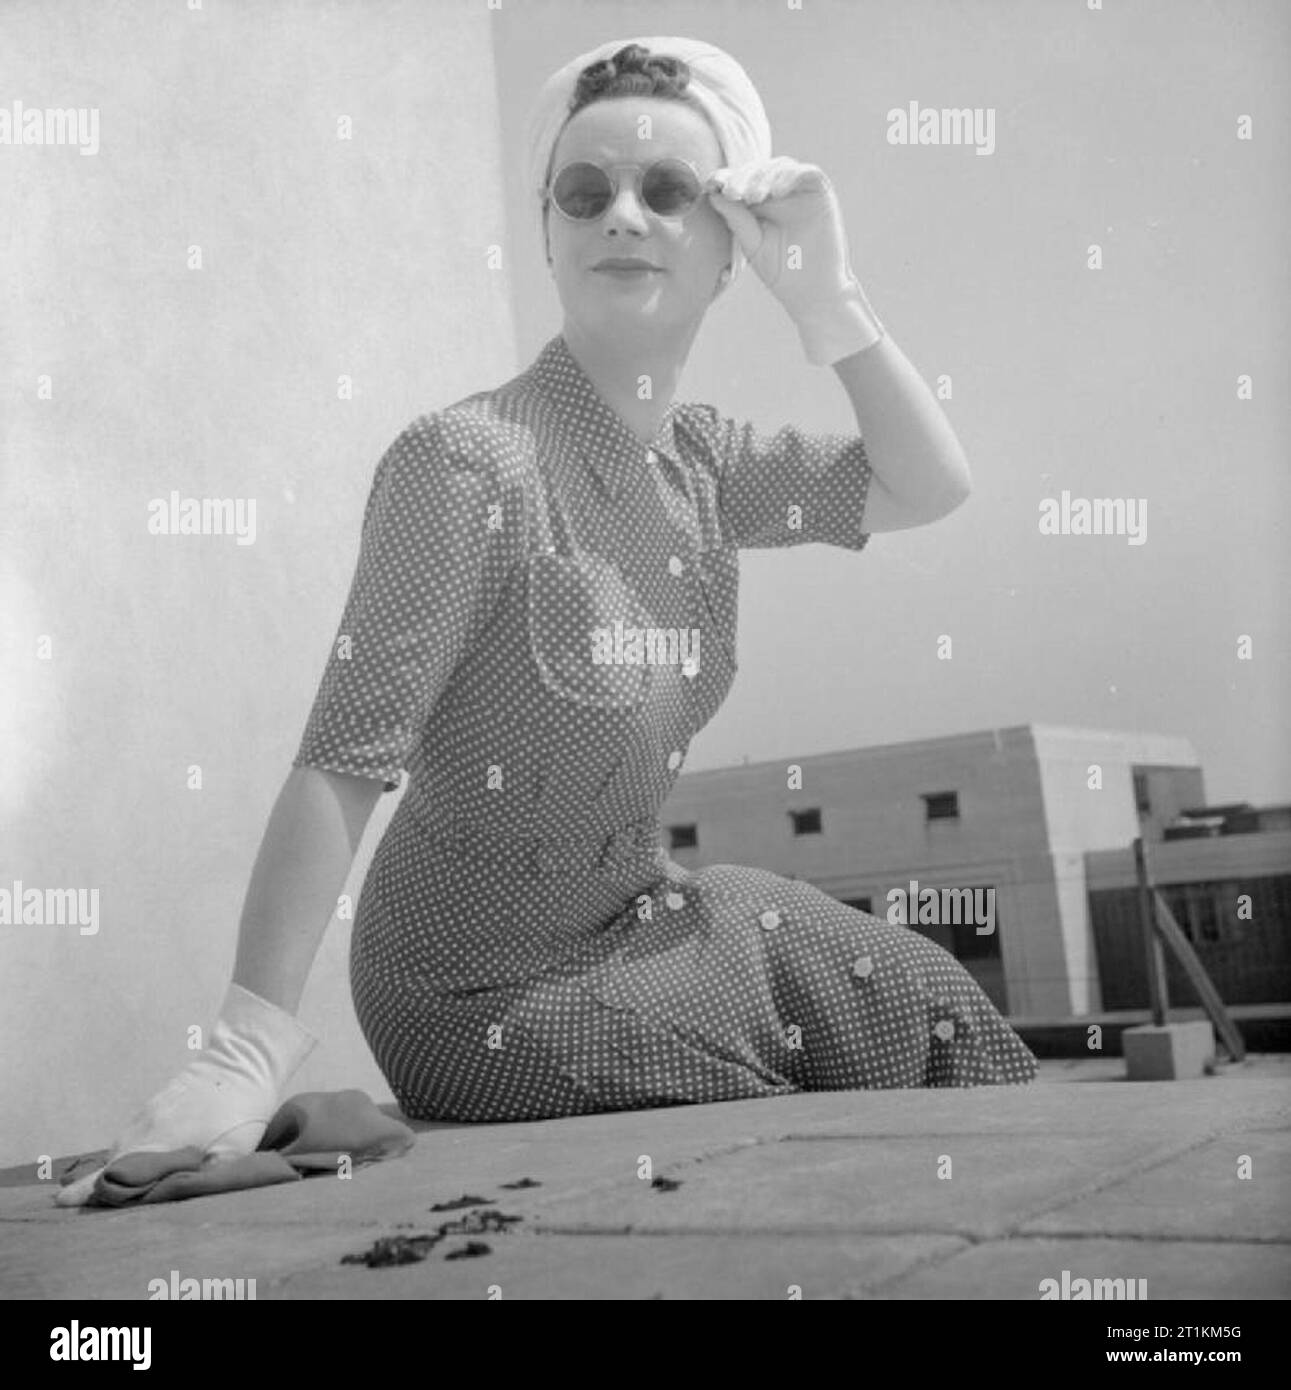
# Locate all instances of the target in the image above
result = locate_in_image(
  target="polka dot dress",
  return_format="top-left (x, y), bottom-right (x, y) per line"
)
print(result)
top-left (293, 333), bottom-right (1037, 1122)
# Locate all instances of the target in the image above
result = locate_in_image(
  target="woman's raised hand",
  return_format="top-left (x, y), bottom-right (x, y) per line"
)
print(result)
top-left (706, 157), bottom-right (885, 365)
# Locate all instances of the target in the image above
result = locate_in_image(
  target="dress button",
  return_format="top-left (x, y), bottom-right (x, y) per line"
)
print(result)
top-left (933, 1018), bottom-right (956, 1041)
top-left (665, 890), bottom-right (685, 911)
top-left (759, 908), bottom-right (781, 931)
top-left (645, 448), bottom-right (659, 465)
top-left (668, 555), bottom-right (684, 577)
top-left (667, 749), bottom-right (683, 771)
top-left (852, 954), bottom-right (874, 979)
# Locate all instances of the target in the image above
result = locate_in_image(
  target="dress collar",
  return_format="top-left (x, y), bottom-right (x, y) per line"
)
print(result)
top-left (526, 333), bottom-right (683, 501)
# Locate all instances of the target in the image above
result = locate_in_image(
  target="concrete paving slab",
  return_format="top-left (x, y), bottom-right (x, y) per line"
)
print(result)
top-left (1021, 1131), bottom-right (1291, 1242)
top-left (524, 1132), bottom-right (1211, 1240)
top-left (260, 1232), bottom-right (969, 1301)
top-left (876, 1236), bottom-right (1291, 1301)
top-left (1, 1215), bottom-right (367, 1301)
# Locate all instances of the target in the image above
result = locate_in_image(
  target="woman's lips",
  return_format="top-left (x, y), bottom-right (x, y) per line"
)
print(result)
top-left (593, 261), bottom-right (661, 275)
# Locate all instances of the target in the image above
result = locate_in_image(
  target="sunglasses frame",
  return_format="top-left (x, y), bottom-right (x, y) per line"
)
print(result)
top-left (544, 156), bottom-right (707, 223)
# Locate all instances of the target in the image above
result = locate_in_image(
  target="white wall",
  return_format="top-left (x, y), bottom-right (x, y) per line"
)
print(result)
top-left (1031, 726), bottom-right (1202, 1016)
top-left (1, 2), bottom-right (516, 1166)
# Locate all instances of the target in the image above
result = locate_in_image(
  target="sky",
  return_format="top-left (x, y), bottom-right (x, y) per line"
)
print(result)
top-left (490, 0), bottom-right (1290, 805)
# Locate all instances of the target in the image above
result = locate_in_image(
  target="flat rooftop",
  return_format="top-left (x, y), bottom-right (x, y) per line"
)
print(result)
top-left (3, 1056), bottom-right (1288, 1300)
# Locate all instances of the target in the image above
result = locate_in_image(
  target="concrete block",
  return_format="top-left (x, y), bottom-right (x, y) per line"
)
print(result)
top-left (1123, 1021), bottom-right (1215, 1081)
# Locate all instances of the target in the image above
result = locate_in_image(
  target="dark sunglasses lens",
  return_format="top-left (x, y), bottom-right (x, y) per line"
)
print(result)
top-left (642, 160), bottom-right (700, 215)
top-left (552, 163), bottom-right (612, 220)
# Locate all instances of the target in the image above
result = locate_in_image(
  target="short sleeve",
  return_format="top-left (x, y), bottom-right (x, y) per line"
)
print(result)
top-left (680, 404), bottom-right (873, 552)
top-left (292, 412), bottom-right (523, 791)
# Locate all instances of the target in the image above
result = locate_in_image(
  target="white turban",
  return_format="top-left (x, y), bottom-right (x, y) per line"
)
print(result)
top-left (524, 35), bottom-right (773, 285)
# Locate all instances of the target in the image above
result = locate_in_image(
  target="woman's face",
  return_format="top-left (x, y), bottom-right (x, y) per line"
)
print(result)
top-left (544, 96), bottom-right (732, 343)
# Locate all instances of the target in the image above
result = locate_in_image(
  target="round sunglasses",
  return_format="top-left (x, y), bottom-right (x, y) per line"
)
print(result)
top-left (545, 157), bottom-right (706, 222)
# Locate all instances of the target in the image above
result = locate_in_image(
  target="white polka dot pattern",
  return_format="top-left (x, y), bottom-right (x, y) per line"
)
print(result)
top-left (292, 333), bottom-right (1037, 1121)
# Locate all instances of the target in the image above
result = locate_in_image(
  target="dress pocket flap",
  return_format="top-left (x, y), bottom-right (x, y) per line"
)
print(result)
top-left (527, 551), bottom-right (652, 710)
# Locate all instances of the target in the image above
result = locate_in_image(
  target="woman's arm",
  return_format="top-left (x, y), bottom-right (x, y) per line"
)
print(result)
top-left (707, 159), bottom-right (972, 533)
top-left (56, 766), bottom-right (381, 1206)
top-left (231, 767), bottom-right (384, 1014)
top-left (832, 335), bottom-right (973, 532)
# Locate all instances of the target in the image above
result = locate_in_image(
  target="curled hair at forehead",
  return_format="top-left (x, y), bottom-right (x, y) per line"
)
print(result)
top-left (567, 43), bottom-right (695, 118)
top-left (531, 36), bottom-right (772, 280)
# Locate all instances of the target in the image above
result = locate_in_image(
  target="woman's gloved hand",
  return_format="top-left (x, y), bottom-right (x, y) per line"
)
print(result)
top-left (56, 982), bottom-right (316, 1207)
top-left (706, 156), bottom-right (886, 365)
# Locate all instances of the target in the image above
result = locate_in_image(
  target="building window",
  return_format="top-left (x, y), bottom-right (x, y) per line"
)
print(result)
top-left (1133, 770), bottom-right (1151, 816)
top-left (923, 791), bottom-right (960, 822)
top-left (1161, 884), bottom-right (1225, 945)
top-left (668, 823), bottom-right (698, 850)
top-left (951, 899), bottom-right (1001, 959)
top-left (790, 808), bottom-right (822, 836)
top-left (1194, 891), bottom-right (1221, 944)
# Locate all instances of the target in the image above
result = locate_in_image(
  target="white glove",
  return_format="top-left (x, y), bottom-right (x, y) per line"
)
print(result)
top-left (707, 157), bottom-right (886, 365)
top-left (56, 982), bottom-right (316, 1207)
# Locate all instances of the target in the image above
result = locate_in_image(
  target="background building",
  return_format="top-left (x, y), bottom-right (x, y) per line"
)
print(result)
top-left (1087, 803), bottom-right (1291, 1010)
top-left (659, 724), bottom-right (1209, 1017)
